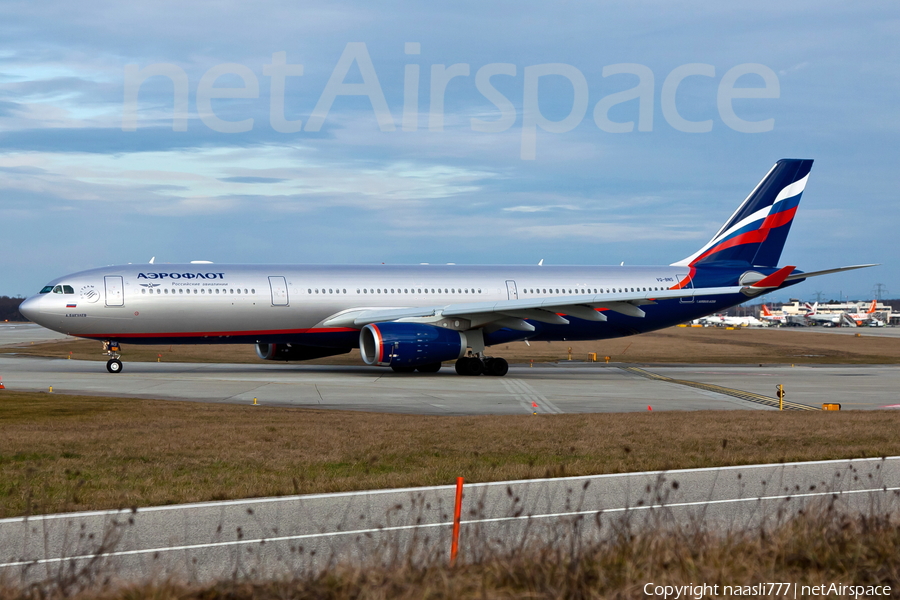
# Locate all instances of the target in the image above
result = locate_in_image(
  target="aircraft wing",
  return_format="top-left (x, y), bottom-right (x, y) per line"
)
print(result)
top-left (322, 286), bottom-right (742, 330)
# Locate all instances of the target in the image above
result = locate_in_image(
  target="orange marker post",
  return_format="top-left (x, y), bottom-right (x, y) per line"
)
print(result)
top-left (450, 476), bottom-right (464, 566)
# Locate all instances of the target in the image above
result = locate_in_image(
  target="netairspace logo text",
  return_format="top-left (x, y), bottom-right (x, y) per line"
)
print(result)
top-left (123, 42), bottom-right (780, 160)
top-left (643, 582), bottom-right (892, 599)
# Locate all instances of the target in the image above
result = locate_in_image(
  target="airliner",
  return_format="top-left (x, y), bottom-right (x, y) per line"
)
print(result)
top-left (805, 300), bottom-right (883, 327)
top-left (695, 314), bottom-right (767, 327)
top-left (18, 159), bottom-right (874, 376)
top-left (760, 305), bottom-right (787, 324)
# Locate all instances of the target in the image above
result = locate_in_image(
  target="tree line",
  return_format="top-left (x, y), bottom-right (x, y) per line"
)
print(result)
top-left (0, 296), bottom-right (26, 321)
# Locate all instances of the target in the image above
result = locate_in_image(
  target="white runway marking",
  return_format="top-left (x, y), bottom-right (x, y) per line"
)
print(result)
top-left (3, 485), bottom-right (897, 569)
top-left (501, 378), bottom-right (564, 414)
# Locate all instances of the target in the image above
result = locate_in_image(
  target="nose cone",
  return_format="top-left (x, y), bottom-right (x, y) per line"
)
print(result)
top-left (18, 296), bottom-right (40, 323)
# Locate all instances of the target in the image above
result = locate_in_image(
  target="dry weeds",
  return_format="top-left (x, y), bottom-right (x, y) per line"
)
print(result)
top-left (3, 499), bottom-right (899, 599)
top-left (5, 326), bottom-right (900, 365)
top-left (2, 391), bottom-right (899, 518)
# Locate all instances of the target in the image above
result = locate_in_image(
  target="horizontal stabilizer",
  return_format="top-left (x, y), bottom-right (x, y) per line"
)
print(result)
top-left (783, 264), bottom-right (879, 282)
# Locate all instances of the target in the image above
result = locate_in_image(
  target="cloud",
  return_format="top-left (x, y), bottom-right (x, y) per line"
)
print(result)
top-left (503, 204), bottom-right (581, 213)
top-left (513, 222), bottom-right (703, 242)
top-left (0, 1), bottom-right (897, 298)
top-left (218, 176), bottom-right (288, 184)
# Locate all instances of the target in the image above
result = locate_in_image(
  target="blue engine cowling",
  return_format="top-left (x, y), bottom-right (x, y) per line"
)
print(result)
top-left (256, 343), bottom-right (351, 361)
top-left (360, 322), bottom-right (468, 367)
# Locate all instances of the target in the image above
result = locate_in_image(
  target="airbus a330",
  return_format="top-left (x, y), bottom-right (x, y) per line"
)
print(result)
top-left (19, 159), bottom-right (874, 376)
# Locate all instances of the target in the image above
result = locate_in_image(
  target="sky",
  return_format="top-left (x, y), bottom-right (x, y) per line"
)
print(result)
top-left (1, 0), bottom-right (897, 303)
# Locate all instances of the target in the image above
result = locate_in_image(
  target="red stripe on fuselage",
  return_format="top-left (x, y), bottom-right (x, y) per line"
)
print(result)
top-left (74, 327), bottom-right (358, 339)
top-left (669, 267), bottom-right (697, 290)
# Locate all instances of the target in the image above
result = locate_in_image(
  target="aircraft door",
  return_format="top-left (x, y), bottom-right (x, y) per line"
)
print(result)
top-left (268, 276), bottom-right (289, 306)
top-left (104, 276), bottom-right (124, 307)
top-left (505, 280), bottom-right (518, 300)
top-left (676, 274), bottom-right (694, 303)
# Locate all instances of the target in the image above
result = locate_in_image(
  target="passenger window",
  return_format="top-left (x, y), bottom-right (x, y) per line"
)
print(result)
top-left (343, 289), bottom-right (347, 294)
top-left (142, 289), bottom-right (146, 294)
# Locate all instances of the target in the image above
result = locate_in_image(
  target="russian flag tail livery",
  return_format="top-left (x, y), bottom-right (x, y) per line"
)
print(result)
top-left (672, 159), bottom-right (814, 269)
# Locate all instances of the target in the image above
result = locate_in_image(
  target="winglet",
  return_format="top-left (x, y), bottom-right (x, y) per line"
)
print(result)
top-left (749, 265), bottom-right (795, 289)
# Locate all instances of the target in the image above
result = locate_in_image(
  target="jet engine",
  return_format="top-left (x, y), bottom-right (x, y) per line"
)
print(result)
top-left (359, 322), bottom-right (467, 367)
top-left (255, 343), bottom-right (351, 361)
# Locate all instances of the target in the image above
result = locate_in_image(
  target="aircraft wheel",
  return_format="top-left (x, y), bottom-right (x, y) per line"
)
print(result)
top-left (455, 357), bottom-right (482, 376)
top-left (106, 359), bottom-right (123, 374)
top-left (391, 365), bottom-right (416, 373)
top-left (416, 362), bottom-right (442, 373)
top-left (467, 358), bottom-right (484, 376)
top-left (486, 357), bottom-right (509, 377)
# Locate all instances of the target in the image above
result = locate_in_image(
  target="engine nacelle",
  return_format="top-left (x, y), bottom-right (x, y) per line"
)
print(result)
top-left (255, 343), bottom-right (351, 362)
top-left (359, 322), bottom-right (467, 367)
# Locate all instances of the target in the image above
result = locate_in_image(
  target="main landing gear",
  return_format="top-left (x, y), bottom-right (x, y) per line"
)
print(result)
top-left (103, 340), bottom-right (123, 373)
top-left (455, 356), bottom-right (509, 377)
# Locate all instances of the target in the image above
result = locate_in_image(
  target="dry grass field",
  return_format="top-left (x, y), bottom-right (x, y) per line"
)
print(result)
top-left (5, 325), bottom-right (900, 365)
top-left (2, 391), bottom-right (899, 518)
top-left (20, 508), bottom-right (896, 600)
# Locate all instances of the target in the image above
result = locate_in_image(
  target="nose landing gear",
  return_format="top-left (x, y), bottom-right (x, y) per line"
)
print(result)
top-left (455, 356), bottom-right (508, 376)
top-left (103, 341), bottom-right (123, 373)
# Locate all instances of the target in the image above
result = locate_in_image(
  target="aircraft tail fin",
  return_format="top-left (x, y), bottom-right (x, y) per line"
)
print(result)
top-left (867, 300), bottom-right (877, 314)
top-left (672, 159), bottom-right (813, 268)
top-left (761, 305), bottom-right (772, 316)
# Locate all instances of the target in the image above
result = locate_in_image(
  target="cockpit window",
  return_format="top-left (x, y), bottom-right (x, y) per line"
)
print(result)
top-left (63, 285), bottom-right (74, 294)
top-left (52, 285), bottom-right (63, 294)
top-left (40, 286), bottom-right (54, 294)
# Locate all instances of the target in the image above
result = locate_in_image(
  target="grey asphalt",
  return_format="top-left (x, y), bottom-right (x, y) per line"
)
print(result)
top-left (0, 322), bottom-right (72, 345)
top-left (2, 323), bottom-right (899, 411)
top-left (1, 458), bottom-right (897, 586)
top-left (2, 354), bottom-right (900, 412)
